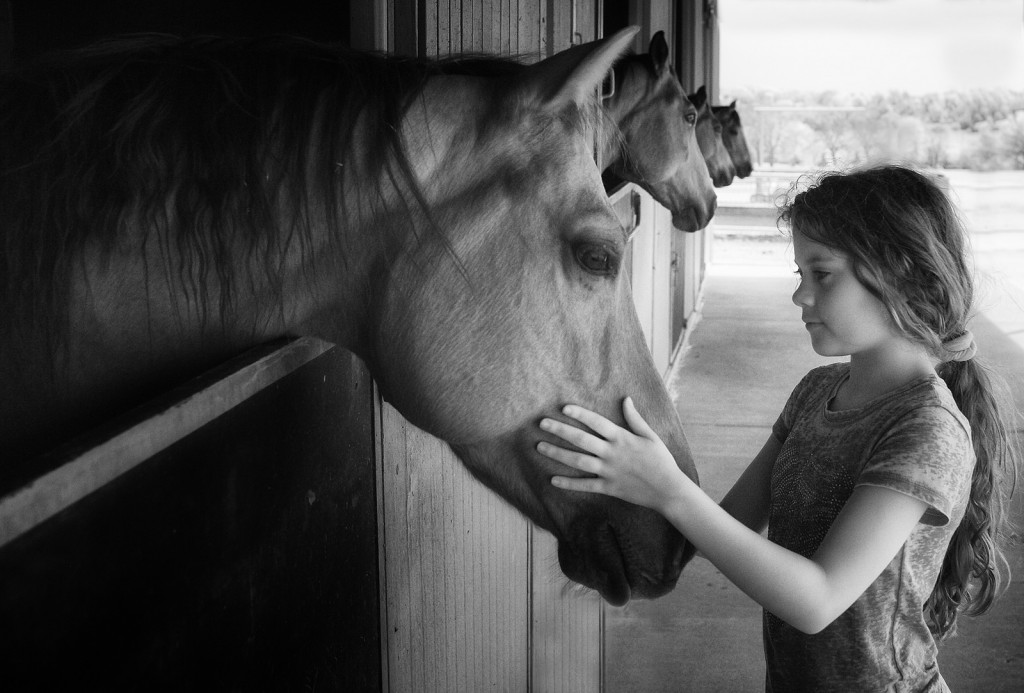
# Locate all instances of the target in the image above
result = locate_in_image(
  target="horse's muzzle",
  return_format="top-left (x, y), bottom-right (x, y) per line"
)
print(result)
top-left (557, 512), bottom-right (688, 606)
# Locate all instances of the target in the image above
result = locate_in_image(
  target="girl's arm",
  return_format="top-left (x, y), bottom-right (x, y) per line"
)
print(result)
top-left (718, 435), bottom-right (780, 534)
top-left (539, 399), bottom-right (928, 634)
top-left (687, 435), bottom-right (778, 560)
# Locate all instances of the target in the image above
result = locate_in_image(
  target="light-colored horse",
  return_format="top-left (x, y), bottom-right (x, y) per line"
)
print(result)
top-left (0, 29), bottom-right (697, 604)
top-left (714, 101), bottom-right (754, 178)
top-left (689, 85), bottom-right (736, 188)
top-left (600, 31), bottom-right (716, 231)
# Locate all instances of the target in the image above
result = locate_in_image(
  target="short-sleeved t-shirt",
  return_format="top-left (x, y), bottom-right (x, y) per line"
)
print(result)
top-left (765, 363), bottom-right (974, 693)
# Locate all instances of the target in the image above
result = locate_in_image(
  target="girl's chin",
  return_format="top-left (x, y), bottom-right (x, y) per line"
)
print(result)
top-left (807, 334), bottom-right (847, 358)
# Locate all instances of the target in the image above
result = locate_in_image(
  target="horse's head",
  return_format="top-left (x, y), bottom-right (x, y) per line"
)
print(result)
top-left (364, 28), bottom-right (698, 605)
top-left (602, 31), bottom-right (716, 232)
top-left (689, 86), bottom-right (736, 188)
top-left (714, 101), bottom-right (754, 178)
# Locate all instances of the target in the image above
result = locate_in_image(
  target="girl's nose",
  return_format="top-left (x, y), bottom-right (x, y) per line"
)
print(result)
top-left (792, 279), bottom-right (811, 307)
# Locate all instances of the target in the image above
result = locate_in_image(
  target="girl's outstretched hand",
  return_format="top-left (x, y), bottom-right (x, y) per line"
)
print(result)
top-left (538, 397), bottom-right (689, 514)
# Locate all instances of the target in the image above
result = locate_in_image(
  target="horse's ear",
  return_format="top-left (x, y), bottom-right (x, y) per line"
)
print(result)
top-left (649, 31), bottom-right (669, 75)
top-left (522, 26), bottom-right (639, 112)
top-left (689, 85), bottom-right (707, 109)
top-left (729, 100), bottom-right (737, 109)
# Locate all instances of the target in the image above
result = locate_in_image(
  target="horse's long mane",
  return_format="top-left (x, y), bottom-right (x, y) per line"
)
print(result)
top-left (0, 34), bottom-right (541, 346)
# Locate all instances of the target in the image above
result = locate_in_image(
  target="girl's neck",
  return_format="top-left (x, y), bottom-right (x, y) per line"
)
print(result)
top-left (833, 342), bottom-right (935, 411)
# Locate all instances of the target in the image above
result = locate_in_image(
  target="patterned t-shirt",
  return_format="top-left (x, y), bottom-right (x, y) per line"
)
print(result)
top-left (765, 363), bottom-right (974, 693)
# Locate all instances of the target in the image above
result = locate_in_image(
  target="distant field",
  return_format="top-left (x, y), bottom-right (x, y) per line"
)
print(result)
top-left (710, 168), bottom-right (1024, 293)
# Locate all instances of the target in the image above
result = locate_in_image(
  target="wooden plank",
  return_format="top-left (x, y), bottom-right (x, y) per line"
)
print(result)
top-left (0, 337), bottom-right (331, 548)
top-left (448, 0), bottom-right (461, 54)
top-left (683, 227), bottom-right (699, 320)
top-left (671, 228), bottom-right (688, 348)
top-left (0, 345), bottom-right (381, 691)
top-left (502, 0), bottom-right (513, 56)
top-left (425, 0), bottom-right (441, 56)
top-left (652, 201), bottom-right (674, 374)
top-left (575, 0), bottom-right (597, 44)
top-left (538, 0), bottom-right (549, 57)
top-left (479, 0), bottom-right (492, 52)
top-left (530, 528), bottom-right (603, 692)
top-left (465, 0), bottom-right (478, 51)
top-left (516, 0), bottom-right (535, 57)
top-left (676, 0), bottom-right (704, 92)
top-left (546, 0), bottom-right (571, 54)
top-left (378, 402), bottom-right (530, 691)
top-left (630, 191), bottom-right (658, 353)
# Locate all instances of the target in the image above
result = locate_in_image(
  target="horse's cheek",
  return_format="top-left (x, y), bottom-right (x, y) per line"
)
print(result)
top-left (372, 280), bottom-right (505, 443)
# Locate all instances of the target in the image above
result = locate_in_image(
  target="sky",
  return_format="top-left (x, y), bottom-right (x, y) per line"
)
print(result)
top-left (719, 0), bottom-right (1024, 94)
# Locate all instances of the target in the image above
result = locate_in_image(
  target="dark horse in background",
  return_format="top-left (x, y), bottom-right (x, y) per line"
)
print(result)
top-left (714, 100), bottom-right (754, 178)
top-left (689, 85), bottom-right (736, 188)
top-left (0, 28), bottom-right (698, 605)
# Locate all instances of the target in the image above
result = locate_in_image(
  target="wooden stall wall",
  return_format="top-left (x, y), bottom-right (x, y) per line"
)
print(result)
top-left (378, 0), bottom-right (599, 57)
top-left (671, 0), bottom-right (718, 351)
top-left (0, 340), bottom-right (382, 691)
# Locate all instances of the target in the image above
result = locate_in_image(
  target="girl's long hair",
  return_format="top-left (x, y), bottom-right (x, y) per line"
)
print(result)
top-left (779, 163), bottom-right (1021, 638)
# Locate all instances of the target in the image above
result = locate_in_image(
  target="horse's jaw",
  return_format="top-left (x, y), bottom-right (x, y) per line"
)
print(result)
top-left (449, 429), bottom-right (694, 605)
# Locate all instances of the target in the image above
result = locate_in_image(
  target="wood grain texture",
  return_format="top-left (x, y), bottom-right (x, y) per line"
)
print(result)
top-left (378, 401), bottom-right (530, 690)
top-left (0, 337), bottom-right (332, 548)
top-left (377, 398), bottom-right (605, 691)
top-left (0, 345), bottom-right (381, 691)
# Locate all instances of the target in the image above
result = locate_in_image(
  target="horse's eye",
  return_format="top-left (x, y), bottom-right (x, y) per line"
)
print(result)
top-left (685, 113), bottom-right (697, 125)
top-left (575, 244), bottom-right (617, 275)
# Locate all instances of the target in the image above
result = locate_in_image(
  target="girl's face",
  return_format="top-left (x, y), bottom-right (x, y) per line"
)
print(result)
top-left (791, 229), bottom-right (899, 358)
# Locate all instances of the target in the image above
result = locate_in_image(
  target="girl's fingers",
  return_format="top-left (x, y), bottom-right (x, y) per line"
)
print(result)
top-left (551, 475), bottom-right (606, 494)
top-left (622, 397), bottom-right (655, 437)
top-left (538, 417), bottom-right (607, 455)
top-left (536, 441), bottom-right (603, 474)
top-left (560, 405), bottom-right (620, 440)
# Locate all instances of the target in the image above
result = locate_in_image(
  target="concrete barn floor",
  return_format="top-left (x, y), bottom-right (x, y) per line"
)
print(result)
top-left (605, 230), bottom-right (1024, 692)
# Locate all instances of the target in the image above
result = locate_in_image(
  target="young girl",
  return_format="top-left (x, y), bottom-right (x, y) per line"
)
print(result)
top-left (537, 164), bottom-right (1020, 692)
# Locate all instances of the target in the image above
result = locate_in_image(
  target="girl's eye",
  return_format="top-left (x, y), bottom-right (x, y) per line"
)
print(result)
top-left (794, 268), bottom-right (830, 283)
top-left (575, 244), bottom-right (617, 275)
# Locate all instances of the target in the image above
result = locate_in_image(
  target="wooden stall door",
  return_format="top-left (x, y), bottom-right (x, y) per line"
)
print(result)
top-left (0, 340), bottom-right (382, 691)
top-left (611, 182), bottom-right (677, 377)
top-left (377, 403), bottom-right (603, 692)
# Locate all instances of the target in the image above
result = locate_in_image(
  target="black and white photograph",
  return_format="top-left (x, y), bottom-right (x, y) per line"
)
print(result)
top-left (1, 1), bottom-right (1021, 691)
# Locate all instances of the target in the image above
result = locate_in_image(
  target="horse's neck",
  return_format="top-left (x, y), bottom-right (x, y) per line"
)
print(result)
top-left (2, 77), bottom-right (483, 459)
top-left (598, 65), bottom-right (645, 172)
top-left (77, 85), bottom-right (476, 367)
top-left (1, 213), bottom-right (381, 459)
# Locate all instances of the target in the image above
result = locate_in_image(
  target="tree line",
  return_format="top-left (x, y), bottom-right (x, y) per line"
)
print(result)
top-left (723, 87), bottom-right (1024, 171)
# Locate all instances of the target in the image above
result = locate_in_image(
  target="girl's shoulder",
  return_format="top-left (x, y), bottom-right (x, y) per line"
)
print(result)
top-left (885, 375), bottom-right (971, 441)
